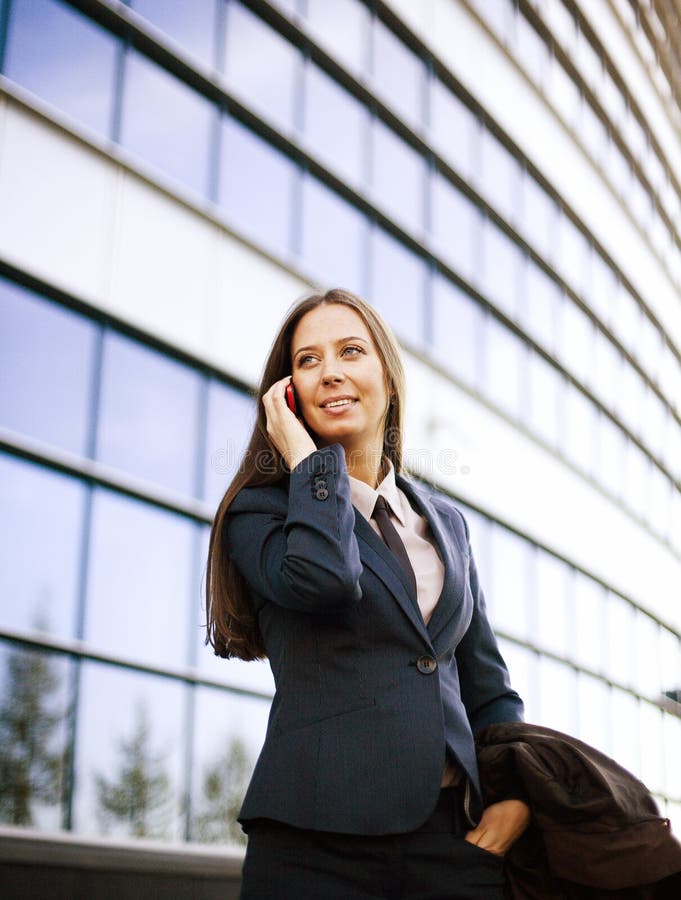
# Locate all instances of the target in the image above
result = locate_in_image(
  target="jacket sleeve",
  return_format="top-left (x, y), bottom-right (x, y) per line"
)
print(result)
top-left (455, 512), bottom-right (525, 734)
top-left (223, 443), bottom-right (363, 614)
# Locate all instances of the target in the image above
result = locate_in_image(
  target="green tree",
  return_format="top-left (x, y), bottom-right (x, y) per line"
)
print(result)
top-left (0, 644), bottom-right (66, 825)
top-left (95, 700), bottom-right (172, 838)
top-left (194, 736), bottom-right (251, 845)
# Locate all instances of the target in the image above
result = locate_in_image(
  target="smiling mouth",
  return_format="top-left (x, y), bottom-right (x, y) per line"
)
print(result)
top-left (321, 399), bottom-right (357, 409)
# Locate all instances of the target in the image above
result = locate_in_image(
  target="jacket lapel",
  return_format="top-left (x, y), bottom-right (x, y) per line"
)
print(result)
top-left (353, 510), bottom-right (431, 642)
top-left (353, 477), bottom-right (465, 644)
top-left (396, 478), bottom-right (466, 641)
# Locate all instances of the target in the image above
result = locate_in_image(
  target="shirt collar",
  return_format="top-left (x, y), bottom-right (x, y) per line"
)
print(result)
top-left (348, 459), bottom-right (406, 527)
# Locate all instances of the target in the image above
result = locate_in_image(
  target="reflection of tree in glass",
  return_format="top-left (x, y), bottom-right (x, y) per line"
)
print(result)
top-left (193, 736), bottom-right (251, 845)
top-left (95, 700), bottom-right (172, 839)
top-left (0, 644), bottom-right (66, 826)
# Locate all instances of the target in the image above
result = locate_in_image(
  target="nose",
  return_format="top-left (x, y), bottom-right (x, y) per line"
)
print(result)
top-left (321, 361), bottom-right (344, 384)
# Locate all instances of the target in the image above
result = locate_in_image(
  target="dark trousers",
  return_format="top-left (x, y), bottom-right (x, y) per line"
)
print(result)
top-left (238, 787), bottom-right (506, 899)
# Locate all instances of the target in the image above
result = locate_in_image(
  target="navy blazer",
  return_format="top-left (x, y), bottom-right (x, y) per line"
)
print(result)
top-left (224, 443), bottom-right (523, 834)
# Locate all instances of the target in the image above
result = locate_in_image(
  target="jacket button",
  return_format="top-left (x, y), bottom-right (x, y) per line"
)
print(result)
top-left (315, 488), bottom-right (329, 500)
top-left (314, 477), bottom-right (328, 489)
top-left (416, 655), bottom-right (437, 674)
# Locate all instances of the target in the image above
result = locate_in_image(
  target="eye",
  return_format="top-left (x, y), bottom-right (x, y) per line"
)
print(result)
top-left (297, 354), bottom-right (315, 366)
top-left (342, 345), bottom-right (364, 357)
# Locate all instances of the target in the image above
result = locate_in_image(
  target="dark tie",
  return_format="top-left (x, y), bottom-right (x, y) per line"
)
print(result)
top-left (371, 495), bottom-right (418, 599)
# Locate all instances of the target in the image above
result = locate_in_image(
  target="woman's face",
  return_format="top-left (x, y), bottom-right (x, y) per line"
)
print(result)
top-left (290, 304), bottom-right (390, 455)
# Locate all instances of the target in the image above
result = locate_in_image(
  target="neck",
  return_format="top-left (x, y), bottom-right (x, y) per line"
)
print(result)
top-left (344, 442), bottom-right (386, 489)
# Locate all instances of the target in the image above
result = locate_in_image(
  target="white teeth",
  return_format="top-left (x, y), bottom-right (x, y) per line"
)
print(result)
top-left (324, 399), bottom-right (355, 408)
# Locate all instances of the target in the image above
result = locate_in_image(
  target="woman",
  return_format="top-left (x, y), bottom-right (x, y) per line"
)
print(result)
top-left (206, 288), bottom-right (530, 899)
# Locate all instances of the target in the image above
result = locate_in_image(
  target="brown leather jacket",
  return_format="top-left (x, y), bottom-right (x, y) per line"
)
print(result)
top-left (475, 722), bottom-right (681, 899)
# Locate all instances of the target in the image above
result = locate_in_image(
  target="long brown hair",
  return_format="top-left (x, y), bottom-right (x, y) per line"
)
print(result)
top-left (204, 288), bottom-right (406, 660)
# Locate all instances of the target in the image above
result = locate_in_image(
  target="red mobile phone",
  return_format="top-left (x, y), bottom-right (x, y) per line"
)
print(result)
top-left (285, 382), bottom-right (298, 415)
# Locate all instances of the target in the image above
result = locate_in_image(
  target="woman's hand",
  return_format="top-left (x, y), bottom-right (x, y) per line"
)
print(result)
top-left (262, 376), bottom-right (318, 471)
top-left (464, 799), bottom-right (531, 857)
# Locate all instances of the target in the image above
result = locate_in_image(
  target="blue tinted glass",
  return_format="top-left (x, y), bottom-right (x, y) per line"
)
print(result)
top-left (84, 490), bottom-right (194, 668)
top-left (483, 315), bottom-right (525, 418)
top-left (203, 382), bottom-right (255, 509)
top-left (191, 686), bottom-right (271, 844)
top-left (481, 219), bottom-right (522, 319)
top-left (121, 50), bottom-right (213, 196)
top-left (73, 662), bottom-right (186, 839)
top-left (429, 81), bottom-right (479, 182)
top-left (305, 0), bottom-right (369, 75)
top-left (219, 116), bottom-right (296, 258)
top-left (0, 278), bottom-right (97, 455)
top-left (0, 641), bottom-right (72, 831)
top-left (370, 228), bottom-right (427, 345)
top-left (303, 62), bottom-right (368, 186)
top-left (130, 0), bottom-right (217, 65)
top-left (431, 276), bottom-right (482, 388)
top-left (0, 456), bottom-right (85, 639)
top-left (224, 2), bottom-right (300, 131)
top-left (300, 176), bottom-right (367, 294)
top-left (371, 120), bottom-right (426, 231)
top-left (96, 333), bottom-right (201, 496)
top-left (372, 18), bottom-right (425, 128)
top-left (4, 0), bottom-right (117, 136)
top-left (429, 174), bottom-right (481, 283)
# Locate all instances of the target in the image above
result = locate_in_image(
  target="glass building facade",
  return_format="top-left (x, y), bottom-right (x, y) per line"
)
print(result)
top-left (0, 0), bottom-right (680, 860)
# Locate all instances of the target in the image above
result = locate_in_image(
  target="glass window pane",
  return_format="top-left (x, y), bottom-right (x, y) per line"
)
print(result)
top-left (369, 228), bottom-right (427, 346)
top-left (303, 63), bottom-right (368, 186)
top-left (191, 686), bottom-right (270, 845)
top-left (611, 284), bottom-right (641, 353)
top-left (611, 687), bottom-right (641, 776)
top-left (0, 279), bottom-right (97, 455)
top-left (616, 363), bottom-right (645, 437)
top-left (73, 663), bottom-right (186, 839)
top-left (476, 129), bottom-right (521, 224)
top-left (224, 1), bottom-right (300, 132)
top-left (593, 330), bottom-right (621, 412)
top-left (4, 0), bottom-right (117, 137)
top-left (219, 117), bottom-right (296, 258)
top-left (483, 316), bottom-right (525, 419)
top-left (519, 176), bottom-right (557, 264)
top-left (558, 300), bottom-right (595, 387)
top-left (488, 525), bottom-right (531, 639)
top-left (371, 119), bottom-right (426, 232)
top-left (577, 672), bottom-right (610, 756)
top-left (596, 416), bottom-right (626, 498)
top-left (203, 383), bottom-right (256, 510)
top-left (624, 440), bottom-right (651, 522)
top-left (121, 50), bottom-right (213, 196)
top-left (0, 642), bottom-right (72, 830)
top-left (520, 262), bottom-right (560, 353)
top-left (605, 593), bottom-right (636, 688)
top-left (480, 220), bottom-right (522, 319)
top-left (635, 611), bottom-right (662, 700)
top-left (538, 656), bottom-right (576, 733)
top-left (430, 277), bottom-right (482, 389)
top-left (663, 713), bottom-right (681, 799)
top-left (305, 0), bottom-right (369, 76)
top-left (85, 491), bottom-right (194, 668)
top-left (535, 552), bottom-right (571, 657)
top-left (429, 81), bottom-right (479, 182)
top-left (0, 456), bottom-right (85, 639)
top-left (130, 0), bottom-right (217, 65)
top-left (564, 384), bottom-right (597, 475)
top-left (96, 333), bottom-right (201, 496)
top-left (556, 215), bottom-right (590, 297)
top-left (640, 701), bottom-right (664, 794)
top-left (300, 176), bottom-right (367, 294)
top-left (371, 18), bottom-right (425, 128)
top-left (589, 254), bottom-right (617, 327)
top-left (498, 639), bottom-right (538, 721)
top-left (429, 174), bottom-right (481, 283)
top-left (526, 350), bottom-right (563, 448)
top-left (573, 572), bottom-right (606, 673)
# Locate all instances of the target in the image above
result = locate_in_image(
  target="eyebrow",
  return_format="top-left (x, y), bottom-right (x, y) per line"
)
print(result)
top-left (293, 336), bottom-right (369, 359)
